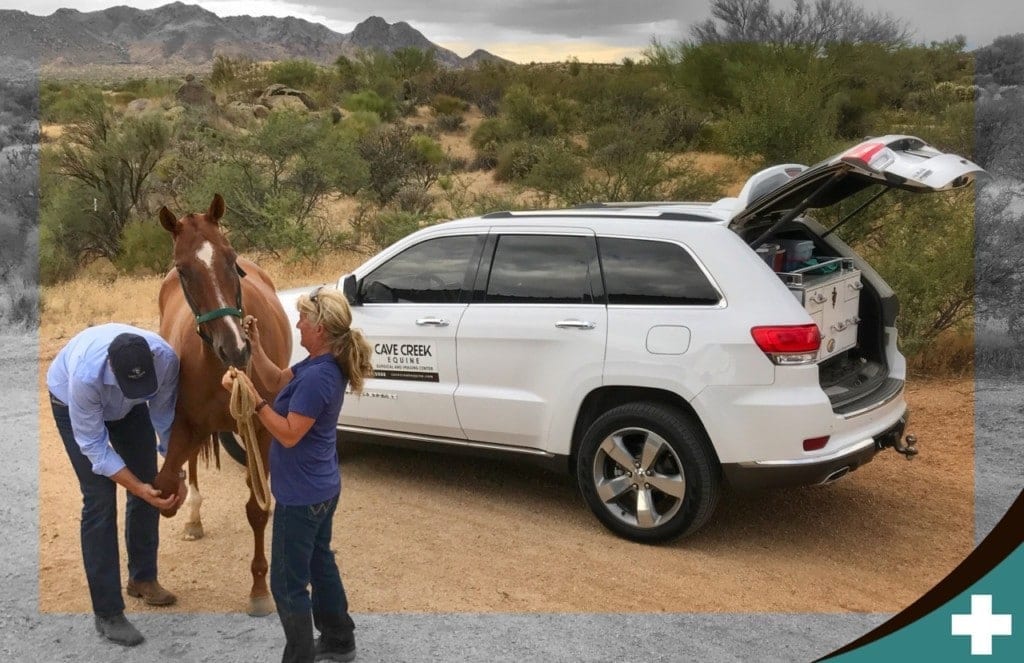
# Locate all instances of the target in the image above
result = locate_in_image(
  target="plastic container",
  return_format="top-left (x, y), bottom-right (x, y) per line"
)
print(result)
top-left (756, 243), bottom-right (785, 271)
top-left (781, 239), bottom-right (814, 262)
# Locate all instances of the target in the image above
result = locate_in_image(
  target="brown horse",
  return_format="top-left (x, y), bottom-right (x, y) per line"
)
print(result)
top-left (152, 193), bottom-right (291, 616)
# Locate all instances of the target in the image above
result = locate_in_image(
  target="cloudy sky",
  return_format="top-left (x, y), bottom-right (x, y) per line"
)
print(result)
top-left (0, 0), bottom-right (1019, 62)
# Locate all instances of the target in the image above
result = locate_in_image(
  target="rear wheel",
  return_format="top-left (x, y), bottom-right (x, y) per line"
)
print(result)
top-left (576, 402), bottom-right (720, 543)
top-left (218, 431), bottom-right (247, 466)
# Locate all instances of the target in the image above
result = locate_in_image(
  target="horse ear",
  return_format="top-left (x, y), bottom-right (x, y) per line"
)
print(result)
top-left (208, 194), bottom-right (225, 224)
top-left (159, 207), bottom-right (179, 235)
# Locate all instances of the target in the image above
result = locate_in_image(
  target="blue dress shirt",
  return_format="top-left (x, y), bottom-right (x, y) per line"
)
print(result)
top-left (46, 323), bottom-right (180, 477)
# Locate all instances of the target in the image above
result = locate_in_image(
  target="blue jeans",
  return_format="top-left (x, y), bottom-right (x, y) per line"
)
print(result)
top-left (271, 494), bottom-right (355, 660)
top-left (51, 394), bottom-right (159, 618)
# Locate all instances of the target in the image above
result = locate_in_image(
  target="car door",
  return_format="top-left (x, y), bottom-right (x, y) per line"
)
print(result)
top-left (341, 233), bottom-right (484, 439)
top-left (454, 230), bottom-right (607, 454)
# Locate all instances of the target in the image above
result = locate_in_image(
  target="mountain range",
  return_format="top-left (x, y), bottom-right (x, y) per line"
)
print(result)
top-left (0, 2), bottom-right (511, 70)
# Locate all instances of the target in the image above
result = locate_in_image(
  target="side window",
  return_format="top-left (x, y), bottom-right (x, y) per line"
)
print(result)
top-left (485, 235), bottom-right (600, 304)
top-left (360, 235), bottom-right (480, 304)
top-left (598, 237), bottom-right (721, 306)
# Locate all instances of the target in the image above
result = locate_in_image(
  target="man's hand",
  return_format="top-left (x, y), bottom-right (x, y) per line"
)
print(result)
top-left (136, 483), bottom-right (178, 510)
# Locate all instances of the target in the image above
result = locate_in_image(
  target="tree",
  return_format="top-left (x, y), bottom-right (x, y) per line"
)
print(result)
top-left (975, 33), bottom-right (1024, 86)
top-left (54, 97), bottom-right (171, 260)
top-left (690, 0), bottom-right (912, 47)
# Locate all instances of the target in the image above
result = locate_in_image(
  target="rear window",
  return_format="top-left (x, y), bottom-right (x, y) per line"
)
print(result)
top-left (598, 237), bottom-right (720, 306)
top-left (485, 235), bottom-right (600, 304)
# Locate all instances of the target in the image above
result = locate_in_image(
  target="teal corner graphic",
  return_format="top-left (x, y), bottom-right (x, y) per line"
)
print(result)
top-left (834, 543), bottom-right (1022, 661)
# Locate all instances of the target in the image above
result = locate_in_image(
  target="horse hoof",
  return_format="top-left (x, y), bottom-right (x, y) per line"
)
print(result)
top-left (247, 595), bottom-right (275, 617)
top-left (182, 522), bottom-right (205, 540)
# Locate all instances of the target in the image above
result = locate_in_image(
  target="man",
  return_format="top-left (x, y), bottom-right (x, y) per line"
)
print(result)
top-left (47, 323), bottom-right (187, 647)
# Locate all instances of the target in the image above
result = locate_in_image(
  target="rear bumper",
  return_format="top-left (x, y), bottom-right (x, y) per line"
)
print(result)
top-left (722, 413), bottom-right (908, 491)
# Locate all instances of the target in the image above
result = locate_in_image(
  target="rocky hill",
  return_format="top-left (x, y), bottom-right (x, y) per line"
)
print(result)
top-left (0, 1), bottom-right (511, 70)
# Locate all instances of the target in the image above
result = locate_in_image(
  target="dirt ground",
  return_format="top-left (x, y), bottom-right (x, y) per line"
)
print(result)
top-left (37, 312), bottom-right (973, 614)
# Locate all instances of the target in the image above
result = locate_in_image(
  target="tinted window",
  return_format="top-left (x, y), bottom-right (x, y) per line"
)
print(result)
top-left (361, 235), bottom-right (480, 304)
top-left (485, 235), bottom-right (600, 304)
top-left (598, 237), bottom-right (720, 306)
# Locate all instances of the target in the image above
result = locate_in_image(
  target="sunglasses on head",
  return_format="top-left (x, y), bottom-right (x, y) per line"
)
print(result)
top-left (309, 285), bottom-right (324, 307)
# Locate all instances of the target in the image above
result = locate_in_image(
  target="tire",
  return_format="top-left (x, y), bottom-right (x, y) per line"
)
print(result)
top-left (576, 402), bottom-right (720, 543)
top-left (218, 431), bottom-right (248, 466)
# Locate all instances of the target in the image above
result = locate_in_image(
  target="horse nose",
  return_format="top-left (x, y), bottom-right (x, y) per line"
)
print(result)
top-left (217, 341), bottom-right (251, 369)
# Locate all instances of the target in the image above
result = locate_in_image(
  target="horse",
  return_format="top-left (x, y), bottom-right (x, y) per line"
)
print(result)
top-left (151, 193), bottom-right (291, 616)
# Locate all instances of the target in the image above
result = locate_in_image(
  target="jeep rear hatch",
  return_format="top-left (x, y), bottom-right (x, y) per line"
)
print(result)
top-left (728, 135), bottom-right (984, 240)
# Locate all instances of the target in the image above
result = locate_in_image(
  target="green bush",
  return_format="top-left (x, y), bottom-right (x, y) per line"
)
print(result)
top-left (430, 94), bottom-right (468, 116)
top-left (115, 219), bottom-right (172, 275)
top-left (494, 140), bottom-right (545, 182)
top-left (470, 117), bottom-right (517, 163)
top-left (435, 113), bottom-right (465, 132)
top-left (501, 84), bottom-right (560, 137)
top-left (343, 89), bottom-right (397, 122)
top-left (267, 59), bottom-right (320, 89)
top-left (367, 210), bottom-right (430, 250)
top-left (40, 83), bottom-right (105, 124)
top-left (716, 64), bottom-right (840, 165)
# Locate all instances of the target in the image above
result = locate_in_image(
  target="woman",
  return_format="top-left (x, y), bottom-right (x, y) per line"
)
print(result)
top-left (222, 286), bottom-right (372, 663)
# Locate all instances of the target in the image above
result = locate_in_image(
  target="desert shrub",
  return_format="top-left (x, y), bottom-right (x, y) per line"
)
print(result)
top-left (210, 55), bottom-right (265, 94)
top-left (40, 83), bottom-right (105, 124)
top-left (267, 59), bottom-right (320, 89)
top-left (114, 219), bottom-right (172, 275)
top-left (343, 89), bottom-right (397, 122)
top-left (356, 124), bottom-right (441, 204)
top-left (431, 94), bottom-right (468, 116)
top-left (435, 113), bottom-right (465, 133)
top-left (501, 84), bottom-right (560, 137)
top-left (495, 140), bottom-right (545, 182)
top-left (715, 64), bottom-right (840, 165)
top-left (470, 117), bottom-right (518, 164)
top-left (366, 210), bottom-right (431, 250)
top-left (111, 77), bottom-right (180, 99)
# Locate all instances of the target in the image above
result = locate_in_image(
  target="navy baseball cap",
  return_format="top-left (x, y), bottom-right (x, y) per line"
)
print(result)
top-left (108, 333), bottom-right (158, 399)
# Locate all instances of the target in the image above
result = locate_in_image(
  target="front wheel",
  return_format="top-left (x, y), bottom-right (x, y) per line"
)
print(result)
top-left (576, 402), bottom-right (720, 543)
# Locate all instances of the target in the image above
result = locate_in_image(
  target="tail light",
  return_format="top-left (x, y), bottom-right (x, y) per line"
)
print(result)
top-left (751, 324), bottom-right (820, 365)
top-left (841, 141), bottom-right (895, 172)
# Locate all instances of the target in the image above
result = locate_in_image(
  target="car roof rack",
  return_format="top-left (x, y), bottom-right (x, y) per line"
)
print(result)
top-left (481, 210), bottom-right (718, 222)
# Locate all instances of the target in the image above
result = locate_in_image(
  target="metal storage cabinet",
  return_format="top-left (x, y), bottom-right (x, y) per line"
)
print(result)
top-left (781, 258), bottom-right (862, 360)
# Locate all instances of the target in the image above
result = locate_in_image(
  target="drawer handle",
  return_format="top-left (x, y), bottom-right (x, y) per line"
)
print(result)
top-left (809, 293), bottom-right (828, 304)
top-left (849, 281), bottom-right (863, 291)
top-left (832, 319), bottom-right (853, 332)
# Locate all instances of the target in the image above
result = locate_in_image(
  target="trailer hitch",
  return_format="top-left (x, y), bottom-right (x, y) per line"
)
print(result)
top-left (892, 434), bottom-right (918, 459)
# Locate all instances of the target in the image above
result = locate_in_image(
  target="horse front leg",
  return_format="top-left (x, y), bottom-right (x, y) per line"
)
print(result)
top-left (182, 451), bottom-right (204, 540)
top-left (245, 428), bottom-right (273, 617)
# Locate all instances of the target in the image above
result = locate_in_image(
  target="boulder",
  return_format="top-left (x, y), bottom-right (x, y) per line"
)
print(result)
top-left (175, 73), bottom-right (215, 107)
top-left (126, 99), bottom-right (152, 114)
top-left (262, 95), bottom-right (309, 113)
top-left (259, 84), bottom-right (316, 110)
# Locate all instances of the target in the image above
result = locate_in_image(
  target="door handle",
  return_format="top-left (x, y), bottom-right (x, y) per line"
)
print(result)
top-left (555, 319), bottom-right (597, 330)
top-left (416, 317), bottom-right (450, 327)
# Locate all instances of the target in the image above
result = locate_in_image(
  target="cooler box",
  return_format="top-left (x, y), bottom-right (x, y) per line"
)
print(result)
top-left (780, 258), bottom-right (862, 361)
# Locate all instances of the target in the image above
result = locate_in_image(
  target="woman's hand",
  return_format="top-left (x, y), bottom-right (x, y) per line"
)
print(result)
top-left (242, 315), bottom-right (261, 349)
top-left (221, 367), bottom-right (259, 401)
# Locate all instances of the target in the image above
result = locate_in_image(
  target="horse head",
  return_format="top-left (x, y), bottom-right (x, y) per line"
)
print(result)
top-left (159, 194), bottom-right (251, 369)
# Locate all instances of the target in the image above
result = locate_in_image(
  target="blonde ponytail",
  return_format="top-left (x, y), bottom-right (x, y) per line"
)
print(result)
top-left (296, 288), bottom-right (374, 393)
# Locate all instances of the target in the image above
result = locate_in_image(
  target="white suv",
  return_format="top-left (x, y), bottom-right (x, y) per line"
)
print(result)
top-left (272, 135), bottom-right (981, 542)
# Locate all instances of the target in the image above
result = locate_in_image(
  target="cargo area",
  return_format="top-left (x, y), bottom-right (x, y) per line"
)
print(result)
top-left (743, 219), bottom-right (896, 413)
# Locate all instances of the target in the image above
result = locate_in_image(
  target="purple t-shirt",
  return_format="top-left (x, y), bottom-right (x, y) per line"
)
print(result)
top-left (269, 353), bottom-right (346, 506)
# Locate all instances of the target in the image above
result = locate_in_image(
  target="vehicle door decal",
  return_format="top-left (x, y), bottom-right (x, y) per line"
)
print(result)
top-left (372, 342), bottom-right (439, 382)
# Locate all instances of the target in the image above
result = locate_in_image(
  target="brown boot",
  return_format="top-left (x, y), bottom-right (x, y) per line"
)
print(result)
top-left (126, 579), bottom-right (177, 606)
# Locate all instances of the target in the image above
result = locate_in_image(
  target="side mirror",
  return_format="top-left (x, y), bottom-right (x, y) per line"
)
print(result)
top-left (342, 273), bottom-right (360, 306)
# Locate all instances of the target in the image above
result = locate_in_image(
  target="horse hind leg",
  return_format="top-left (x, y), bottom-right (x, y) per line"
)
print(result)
top-left (182, 451), bottom-right (204, 540)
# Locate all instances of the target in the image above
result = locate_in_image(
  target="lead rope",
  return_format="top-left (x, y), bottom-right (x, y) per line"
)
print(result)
top-left (228, 367), bottom-right (271, 511)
